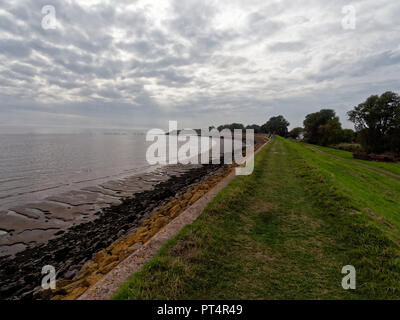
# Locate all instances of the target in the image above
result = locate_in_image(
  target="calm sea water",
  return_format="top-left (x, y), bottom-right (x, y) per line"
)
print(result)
top-left (0, 133), bottom-right (158, 211)
top-left (0, 131), bottom-right (242, 212)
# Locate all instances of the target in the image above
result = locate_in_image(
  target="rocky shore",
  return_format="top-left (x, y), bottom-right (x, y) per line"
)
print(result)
top-left (0, 162), bottom-right (228, 300)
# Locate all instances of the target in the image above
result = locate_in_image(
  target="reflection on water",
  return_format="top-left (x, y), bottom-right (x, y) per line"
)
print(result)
top-left (0, 132), bottom-right (220, 212)
top-left (0, 133), bottom-right (155, 211)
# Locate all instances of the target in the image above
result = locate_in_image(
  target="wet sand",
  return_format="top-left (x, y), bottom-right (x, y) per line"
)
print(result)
top-left (0, 166), bottom-right (172, 257)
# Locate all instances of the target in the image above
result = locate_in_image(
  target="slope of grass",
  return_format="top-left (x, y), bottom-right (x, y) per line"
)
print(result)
top-left (307, 143), bottom-right (400, 177)
top-left (300, 143), bottom-right (400, 237)
top-left (114, 137), bottom-right (400, 300)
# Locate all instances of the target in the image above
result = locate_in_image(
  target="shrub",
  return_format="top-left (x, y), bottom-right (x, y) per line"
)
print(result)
top-left (333, 143), bottom-right (362, 153)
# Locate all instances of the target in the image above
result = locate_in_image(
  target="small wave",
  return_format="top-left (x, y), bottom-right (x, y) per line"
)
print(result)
top-left (0, 183), bottom-right (69, 200)
top-left (72, 176), bottom-right (111, 184)
top-left (0, 176), bottom-right (28, 184)
top-left (0, 184), bottom-right (35, 193)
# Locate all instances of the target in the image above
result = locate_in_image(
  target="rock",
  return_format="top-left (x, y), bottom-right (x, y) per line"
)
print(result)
top-left (153, 218), bottom-right (166, 230)
top-left (99, 261), bottom-right (119, 275)
top-left (54, 247), bottom-right (70, 262)
top-left (169, 205), bottom-right (182, 217)
top-left (130, 242), bottom-right (143, 251)
top-left (64, 269), bottom-right (79, 280)
top-left (189, 192), bottom-right (202, 205)
top-left (93, 250), bottom-right (107, 264)
top-left (100, 255), bottom-right (118, 268)
top-left (61, 286), bottom-right (88, 300)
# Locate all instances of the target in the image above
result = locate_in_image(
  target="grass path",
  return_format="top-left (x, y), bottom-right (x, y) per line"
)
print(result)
top-left (114, 138), bottom-right (400, 300)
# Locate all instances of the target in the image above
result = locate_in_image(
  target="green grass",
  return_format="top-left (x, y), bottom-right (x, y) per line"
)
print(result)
top-left (113, 137), bottom-right (400, 300)
top-left (306, 143), bottom-right (400, 177)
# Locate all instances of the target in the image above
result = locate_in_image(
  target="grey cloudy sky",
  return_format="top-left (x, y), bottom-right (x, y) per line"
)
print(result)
top-left (0, 0), bottom-right (400, 132)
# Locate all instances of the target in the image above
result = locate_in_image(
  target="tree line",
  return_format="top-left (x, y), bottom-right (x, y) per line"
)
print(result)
top-left (216, 115), bottom-right (290, 136)
top-left (216, 91), bottom-right (400, 156)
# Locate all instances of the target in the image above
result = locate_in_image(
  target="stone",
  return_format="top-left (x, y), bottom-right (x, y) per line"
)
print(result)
top-left (129, 242), bottom-right (143, 251)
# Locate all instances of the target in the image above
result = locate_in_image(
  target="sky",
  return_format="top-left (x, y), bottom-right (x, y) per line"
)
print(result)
top-left (0, 0), bottom-right (400, 132)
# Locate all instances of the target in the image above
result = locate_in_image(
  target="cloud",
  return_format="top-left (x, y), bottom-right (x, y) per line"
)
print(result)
top-left (0, 0), bottom-right (399, 131)
top-left (0, 39), bottom-right (32, 57)
top-left (268, 41), bottom-right (306, 52)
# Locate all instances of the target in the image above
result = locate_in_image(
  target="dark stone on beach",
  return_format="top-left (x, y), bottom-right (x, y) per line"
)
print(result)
top-left (54, 247), bottom-right (70, 262)
top-left (23, 274), bottom-right (36, 283)
top-left (0, 280), bottom-right (24, 296)
top-left (3, 264), bottom-right (18, 275)
top-left (64, 269), bottom-right (78, 280)
top-left (20, 289), bottom-right (35, 300)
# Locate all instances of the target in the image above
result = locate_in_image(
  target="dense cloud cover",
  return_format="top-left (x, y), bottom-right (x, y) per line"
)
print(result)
top-left (0, 0), bottom-right (399, 132)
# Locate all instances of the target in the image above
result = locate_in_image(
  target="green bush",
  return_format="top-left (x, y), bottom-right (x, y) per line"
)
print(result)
top-left (333, 143), bottom-right (362, 153)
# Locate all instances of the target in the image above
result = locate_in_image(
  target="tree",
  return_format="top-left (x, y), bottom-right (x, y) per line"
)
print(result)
top-left (246, 124), bottom-right (265, 133)
top-left (317, 119), bottom-right (344, 146)
top-left (245, 124), bottom-right (263, 134)
top-left (303, 109), bottom-right (338, 144)
top-left (262, 115), bottom-right (290, 137)
top-left (348, 91), bottom-right (400, 154)
top-left (288, 127), bottom-right (304, 139)
top-left (342, 129), bottom-right (355, 143)
top-left (217, 123), bottom-right (245, 131)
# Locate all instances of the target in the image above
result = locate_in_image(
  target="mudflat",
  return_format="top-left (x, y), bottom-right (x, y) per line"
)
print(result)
top-left (0, 162), bottom-right (227, 299)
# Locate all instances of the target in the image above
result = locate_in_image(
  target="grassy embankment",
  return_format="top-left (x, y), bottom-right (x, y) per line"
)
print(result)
top-left (114, 137), bottom-right (400, 299)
